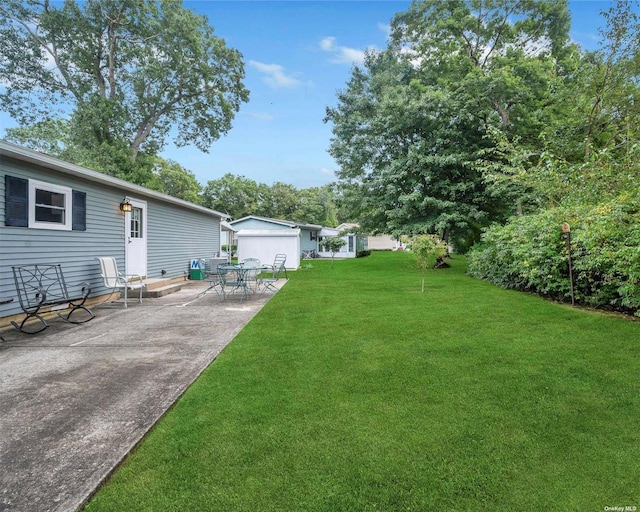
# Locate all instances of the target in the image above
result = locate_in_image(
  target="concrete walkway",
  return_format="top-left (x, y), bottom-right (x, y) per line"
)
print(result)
top-left (0, 281), bottom-right (279, 512)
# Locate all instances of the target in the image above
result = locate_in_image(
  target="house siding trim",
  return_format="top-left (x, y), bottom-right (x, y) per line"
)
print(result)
top-left (0, 141), bottom-right (227, 219)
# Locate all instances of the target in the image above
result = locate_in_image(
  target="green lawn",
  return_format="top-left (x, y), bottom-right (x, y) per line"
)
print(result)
top-left (84, 252), bottom-right (640, 511)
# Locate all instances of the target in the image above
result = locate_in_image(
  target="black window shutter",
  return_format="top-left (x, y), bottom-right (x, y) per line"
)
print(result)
top-left (72, 190), bottom-right (86, 231)
top-left (4, 175), bottom-right (28, 227)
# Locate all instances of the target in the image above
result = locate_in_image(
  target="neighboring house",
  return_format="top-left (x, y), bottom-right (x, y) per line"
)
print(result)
top-left (229, 216), bottom-right (322, 267)
top-left (0, 140), bottom-right (227, 325)
top-left (317, 223), bottom-right (368, 259)
top-left (368, 234), bottom-right (404, 251)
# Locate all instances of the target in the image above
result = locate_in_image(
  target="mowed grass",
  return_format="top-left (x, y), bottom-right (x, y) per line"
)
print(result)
top-left (84, 252), bottom-right (640, 511)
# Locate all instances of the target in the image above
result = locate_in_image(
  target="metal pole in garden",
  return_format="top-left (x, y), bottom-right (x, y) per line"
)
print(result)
top-left (562, 222), bottom-right (575, 306)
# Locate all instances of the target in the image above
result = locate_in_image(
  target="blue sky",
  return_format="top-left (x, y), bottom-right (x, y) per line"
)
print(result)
top-left (0, 1), bottom-right (620, 189)
top-left (170, 0), bottom-right (619, 188)
top-left (172, 1), bottom-right (415, 189)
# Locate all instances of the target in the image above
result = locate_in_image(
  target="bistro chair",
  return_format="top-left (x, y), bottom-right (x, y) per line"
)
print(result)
top-left (242, 258), bottom-right (261, 266)
top-left (272, 254), bottom-right (288, 279)
top-left (218, 264), bottom-right (248, 302)
top-left (96, 256), bottom-right (145, 308)
top-left (260, 259), bottom-right (286, 297)
top-left (198, 260), bottom-right (225, 299)
top-left (241, 258), bottom-right (262, 293)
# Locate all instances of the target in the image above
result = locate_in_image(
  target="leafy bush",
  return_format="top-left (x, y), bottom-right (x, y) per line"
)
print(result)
top-left (356, 250), bottom-right (371, 258)
top-left (467, 195), bottom-right (640, 314)
top-left (467, 210), bottom-right (569, 299)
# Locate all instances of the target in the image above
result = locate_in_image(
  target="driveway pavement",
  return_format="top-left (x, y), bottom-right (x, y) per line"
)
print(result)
top-left (0, 281), bottom-right (279, 512)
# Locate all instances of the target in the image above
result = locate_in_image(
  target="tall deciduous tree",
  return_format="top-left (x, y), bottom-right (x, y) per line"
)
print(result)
top-left (201, 174), bottom-right (340, 226)
top-left (391, 0), bottom-right (571, 134)
top-left (153, 158), bottom-right (203, 204)
top-left (291, 186), bottom-right (339, 226)
top-left (467, 2), bottom-right (640, 311)
top-left (260, 182), bottom-right (300, 220)
top-left (202, 173), bottom-right (261, 219)
top-left (0, 0), bottom-right (249, 181)
top-left (479, 1), bottom-right (640, 210)
top-left (326, 0), bottom-right (573, 250)
top-left (583, 0), bottom-right (640, 157)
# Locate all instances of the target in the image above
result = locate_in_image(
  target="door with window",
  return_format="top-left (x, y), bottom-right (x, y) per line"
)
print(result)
top-left (125, 199), bottom-right (147, 278)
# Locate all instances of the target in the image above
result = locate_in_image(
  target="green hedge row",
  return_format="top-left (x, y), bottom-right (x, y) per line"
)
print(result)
top-left (467, 195), bottom-right (640, 315)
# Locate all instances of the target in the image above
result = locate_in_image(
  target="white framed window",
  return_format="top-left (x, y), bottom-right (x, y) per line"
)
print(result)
top-left (28, 179), bottom-right (73, 231)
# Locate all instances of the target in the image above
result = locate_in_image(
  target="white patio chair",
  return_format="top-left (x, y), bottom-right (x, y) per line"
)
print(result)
top-left (96, 256), bottom-right (145, 308)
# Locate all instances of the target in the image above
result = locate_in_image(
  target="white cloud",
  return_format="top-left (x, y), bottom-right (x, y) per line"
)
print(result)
top-left (249, 111), bottom-right (274, 121)
top-left (378, 23), bottom-right (391, 38)
top-left (320, 36), bottom-right (336, 51)
top-left (319, 36), bottom-right (369, 66)
top-left (320, 167), bottom-right (335, 177)
top-left (248, 60), bottom-right (302, 89)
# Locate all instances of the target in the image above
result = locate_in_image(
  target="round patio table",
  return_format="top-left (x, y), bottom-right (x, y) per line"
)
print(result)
top-left (217, 263), bottom-right (271, 300)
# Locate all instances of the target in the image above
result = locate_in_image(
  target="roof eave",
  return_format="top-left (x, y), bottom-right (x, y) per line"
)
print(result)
top-left (0, 140), bottom-right (227, 219)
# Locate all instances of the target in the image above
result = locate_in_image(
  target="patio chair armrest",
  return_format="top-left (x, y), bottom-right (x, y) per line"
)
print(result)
top-left (123, 274), bottom-right (145, 287)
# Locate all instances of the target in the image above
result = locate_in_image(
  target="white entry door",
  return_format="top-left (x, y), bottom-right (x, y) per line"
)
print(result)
top-left (125, 199), bottom-right (147, 277)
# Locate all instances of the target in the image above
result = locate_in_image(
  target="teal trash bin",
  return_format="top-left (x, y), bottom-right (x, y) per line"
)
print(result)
top-left (189, 259), bottom-right (204, 280)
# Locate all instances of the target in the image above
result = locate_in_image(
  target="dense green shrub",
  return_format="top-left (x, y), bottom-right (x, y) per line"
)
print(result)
top-left (356, 250), bottom-right (371, 258)
top-left (468, 195), bottom-right (640, 314)
top-left (467, 210), bottom-right (568, 298)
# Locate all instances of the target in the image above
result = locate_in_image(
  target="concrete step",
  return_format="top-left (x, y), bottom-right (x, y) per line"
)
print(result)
top-left (142, 282), bottom-right (183, 298)
top-left (142, 277), bottom-right (186, 298)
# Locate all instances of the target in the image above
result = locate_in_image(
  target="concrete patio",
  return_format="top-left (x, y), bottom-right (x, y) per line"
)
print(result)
top-left (0, 280), bottom-right (281, 512)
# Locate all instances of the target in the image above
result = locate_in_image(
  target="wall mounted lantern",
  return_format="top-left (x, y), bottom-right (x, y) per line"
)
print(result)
top-left (119, 198), bottom-right (132, 213)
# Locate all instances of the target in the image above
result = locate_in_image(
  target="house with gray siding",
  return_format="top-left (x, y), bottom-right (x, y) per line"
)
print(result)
top-left (229, 216), bottom-right (322, 258)
top-left (0, 140), bottom-right (226, 326)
